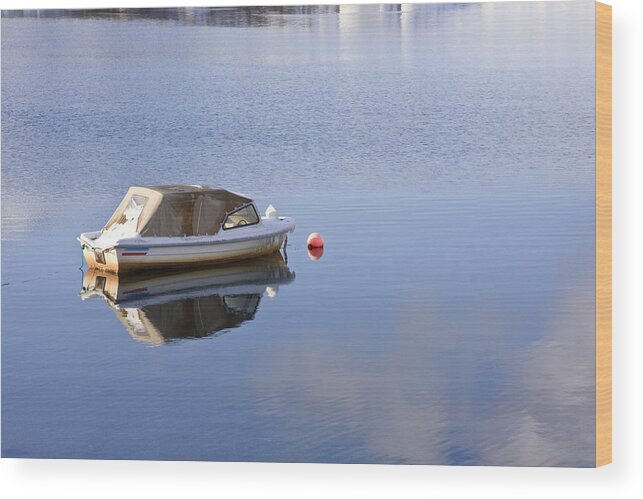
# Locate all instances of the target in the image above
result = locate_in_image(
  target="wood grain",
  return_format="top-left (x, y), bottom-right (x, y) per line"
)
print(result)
top-left (595, 1), bottom-right (612, 468)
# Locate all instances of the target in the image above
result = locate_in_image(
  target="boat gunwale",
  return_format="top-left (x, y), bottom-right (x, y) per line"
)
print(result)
top-left (78, 217), bottom-right (295, 250)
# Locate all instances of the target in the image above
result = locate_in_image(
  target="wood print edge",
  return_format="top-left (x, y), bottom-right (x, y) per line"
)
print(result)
top-left (595, 0), bottom-right (612, 468)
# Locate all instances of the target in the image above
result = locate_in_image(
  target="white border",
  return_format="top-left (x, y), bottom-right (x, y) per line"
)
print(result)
top-left (1, 0), bottom-right (642, 498)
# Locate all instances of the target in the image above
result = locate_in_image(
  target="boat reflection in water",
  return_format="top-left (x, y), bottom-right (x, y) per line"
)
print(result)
top-left (80, 253), bottom-right (295, 346)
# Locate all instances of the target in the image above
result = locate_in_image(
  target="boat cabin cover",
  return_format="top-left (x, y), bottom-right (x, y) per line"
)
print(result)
top-left (103, 185), bottom-right (255, 238)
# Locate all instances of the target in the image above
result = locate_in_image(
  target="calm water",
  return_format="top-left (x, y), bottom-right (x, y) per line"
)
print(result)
top-left (1, 2), bottom-right (596, 466)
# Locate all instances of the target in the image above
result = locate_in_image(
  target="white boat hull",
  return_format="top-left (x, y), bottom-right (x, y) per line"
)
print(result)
top-left (79, 217), bottom-right (294, 273)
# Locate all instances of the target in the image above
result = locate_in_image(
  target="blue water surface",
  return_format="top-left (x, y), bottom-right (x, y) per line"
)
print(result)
top-left (1, 2), bottom-right (596, 466)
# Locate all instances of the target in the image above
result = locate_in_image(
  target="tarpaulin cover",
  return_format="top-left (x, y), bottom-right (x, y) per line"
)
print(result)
top-left (103, 185), bottom-right (253, 237)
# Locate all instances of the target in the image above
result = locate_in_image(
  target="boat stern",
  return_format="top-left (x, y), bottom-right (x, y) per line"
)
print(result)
top-left (78, 232), bottom-right (120, 273)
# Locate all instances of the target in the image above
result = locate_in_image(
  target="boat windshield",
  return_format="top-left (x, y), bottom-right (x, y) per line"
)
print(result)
top-left (223, 204), bottom-right (259, 230)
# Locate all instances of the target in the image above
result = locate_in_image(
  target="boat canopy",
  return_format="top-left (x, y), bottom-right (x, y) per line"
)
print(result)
top-left (103, 185), bottom-right (253, 237)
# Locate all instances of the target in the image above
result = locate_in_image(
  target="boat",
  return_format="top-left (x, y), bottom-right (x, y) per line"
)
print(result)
top-left (80, 252), bottom-right (295, 345)
top-left (77, 184), bottom-right (295, 273)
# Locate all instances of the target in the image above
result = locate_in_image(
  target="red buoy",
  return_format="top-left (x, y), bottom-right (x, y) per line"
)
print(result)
top-left (307, 232), bottom-right (324, 249)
